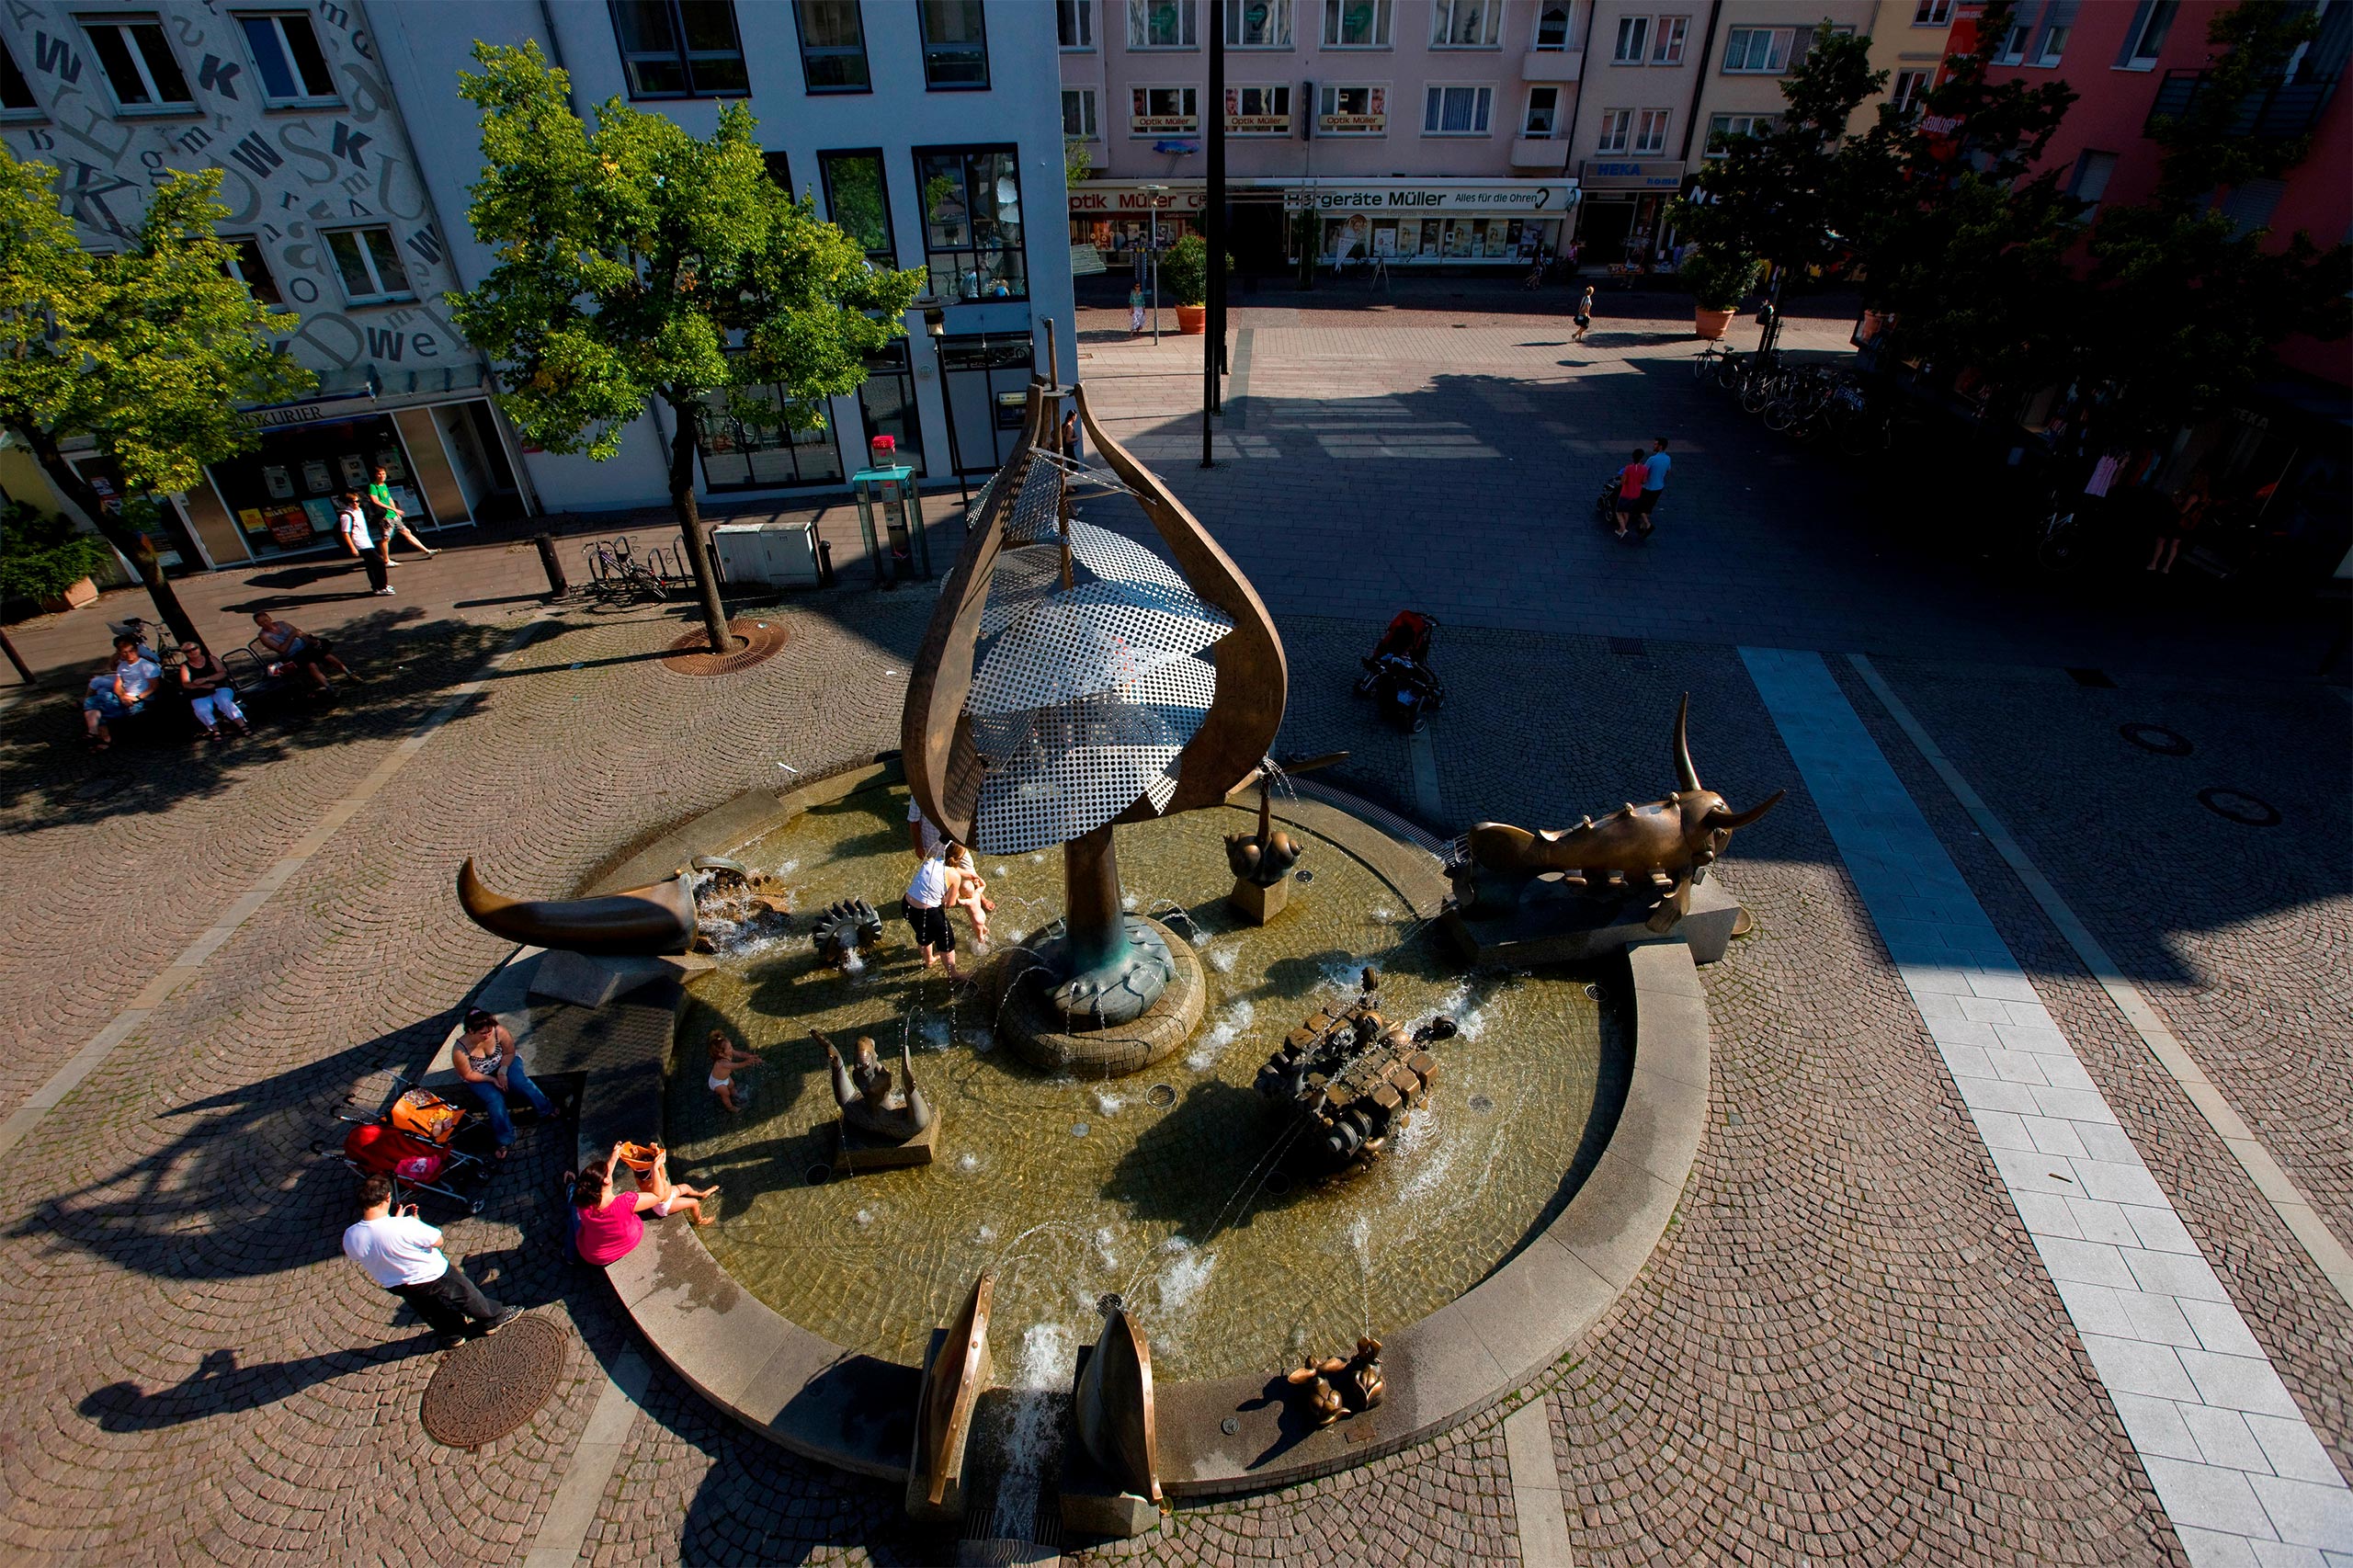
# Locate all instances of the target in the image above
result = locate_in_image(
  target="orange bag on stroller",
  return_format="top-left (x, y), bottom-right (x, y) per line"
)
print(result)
top-left (388, 1088), bottom-right (467, 1145)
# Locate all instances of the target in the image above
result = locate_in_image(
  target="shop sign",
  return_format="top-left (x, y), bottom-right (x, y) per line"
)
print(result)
top-left (1318, 86), bottom-right (1385, 133)
top-left (1130, 87), bottom-right (1199, 133)
top-left (1227, 112), bottom-right (1291, 133)
top-left (1579, 159), bottom-right (1686, 191)
top-left (243, 391), bottom-right (376, 430)
top-left (1068, 185), bottom-right (1211, 214)
top-left (1284, 184), bottom-right (1565, 214)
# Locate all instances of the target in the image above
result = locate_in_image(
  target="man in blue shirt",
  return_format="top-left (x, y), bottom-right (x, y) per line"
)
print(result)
top-left (1635, 438), bottom-right (1672, 534)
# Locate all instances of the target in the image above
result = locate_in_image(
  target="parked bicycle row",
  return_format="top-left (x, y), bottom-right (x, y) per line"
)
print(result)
top-left (1691, 345), bottom-right (1894, 458)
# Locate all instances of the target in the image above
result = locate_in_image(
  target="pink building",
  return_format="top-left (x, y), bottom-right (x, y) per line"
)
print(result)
top-left (1059, 0), bottom-right (1592, 273)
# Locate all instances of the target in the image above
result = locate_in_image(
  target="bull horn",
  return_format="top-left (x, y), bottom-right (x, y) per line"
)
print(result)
top-left (1705, 790), bottom-right (1786, 834)
top-left (456, 858), bottom-right (699, 957)
top-left (1673, 693), bottom-right (1699, 793)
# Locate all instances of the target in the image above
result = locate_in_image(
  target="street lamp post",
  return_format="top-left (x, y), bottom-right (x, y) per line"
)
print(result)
top-left (1142, 183), bottom-right (1166, 346)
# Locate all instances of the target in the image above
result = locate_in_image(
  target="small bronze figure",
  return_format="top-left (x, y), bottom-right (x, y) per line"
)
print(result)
top-left (1283, 1335), bottom-right (1383, 1426)
top-left (819, 1031), bottom-right (934, 1142)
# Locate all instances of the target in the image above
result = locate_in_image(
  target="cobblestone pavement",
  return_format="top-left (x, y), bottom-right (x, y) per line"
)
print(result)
top-left (0, 292), bottom-right (2341, 1565)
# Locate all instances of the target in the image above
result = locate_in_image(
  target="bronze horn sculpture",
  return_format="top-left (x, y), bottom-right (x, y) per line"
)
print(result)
top-left (455, 858), bottom-right (698, 957)
top-left (909, 1270), bottom-right (993, 1513)
top-left (1073, 1302), bottom-right (1161, 1506)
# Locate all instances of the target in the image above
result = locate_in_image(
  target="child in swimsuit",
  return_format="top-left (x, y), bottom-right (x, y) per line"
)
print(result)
top-left (706, 1028), bottom-right (759, 1111)
top-left (944, 841), bottom-right (995, 949)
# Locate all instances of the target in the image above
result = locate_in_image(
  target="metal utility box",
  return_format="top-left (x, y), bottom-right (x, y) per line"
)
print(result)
top-left (711, 519), bottom-right (823, 587)
top-left (850, 464), bottom-right (930, 586)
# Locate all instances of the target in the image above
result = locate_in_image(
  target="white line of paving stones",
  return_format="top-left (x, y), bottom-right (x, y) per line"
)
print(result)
top-left (522, 1348), bottom-right (653, 1568)
top-left (1505, 1399), bottom-right (1576, 1567)
top-left (0, 619), bottom-right (547, 1163)
top-left (1741, 646), bottom-right (2352, 1568)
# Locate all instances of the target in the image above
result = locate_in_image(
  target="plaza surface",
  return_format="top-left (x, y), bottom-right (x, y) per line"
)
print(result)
top-left (0, 281), bottom-right (2345, 1566)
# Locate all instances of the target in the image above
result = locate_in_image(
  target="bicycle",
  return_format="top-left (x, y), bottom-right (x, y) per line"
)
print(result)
top-left (1692, 344), bottom-right (1726, 381)
top-left (2030, 497), bottom-right (2086, 574)
top-left (584, 537), bottom-right (669, 605)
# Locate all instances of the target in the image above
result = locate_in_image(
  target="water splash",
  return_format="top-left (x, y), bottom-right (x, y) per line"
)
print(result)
top-left (1092, 1089), bottom-right (1127, 1116)
top-left (958, 1153), bottom-right (981, 1174)
top-left (985, 1321), bottom-right (1075, 1540)
top-left (1187, 998), bottom-right (1256, 1072)
top-left (1093, 1226), bottom-right (1120, 1271)
top-left (1203, 943), bottom-right (1239, 974)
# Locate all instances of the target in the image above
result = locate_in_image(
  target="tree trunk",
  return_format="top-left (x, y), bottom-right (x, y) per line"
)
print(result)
top-left (21, 427), bottom-right (198, 646)
top-left (663, 395), bottom-right (737, 653)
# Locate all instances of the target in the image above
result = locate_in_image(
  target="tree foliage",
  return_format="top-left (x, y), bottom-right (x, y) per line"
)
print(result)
top-left (0, 145), bottom-right (312, 637)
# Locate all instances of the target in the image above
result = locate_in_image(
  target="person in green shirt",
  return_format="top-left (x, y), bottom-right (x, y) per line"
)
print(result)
top-left (366, 465), bottom-right (437, 564)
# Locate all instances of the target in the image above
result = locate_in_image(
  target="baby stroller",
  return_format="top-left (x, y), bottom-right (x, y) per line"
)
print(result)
top-left (319, 1081), bottom-right (488, 1214)
top-left (1354, 610), bottom-right (1446, 733)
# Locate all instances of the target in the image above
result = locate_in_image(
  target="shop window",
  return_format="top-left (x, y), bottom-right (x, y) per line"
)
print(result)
top-left (237, 12), bottom-right (337, 105)
top-left (916, 146), bottom-right (1025, 301)
top-left (1720, 26), bottom-right (1794, 74)
top-left (819, 149), bottom-right (896, 263)
top-left (1595, 108), bottom-right (1631, 153)
top-left (793, 1), bottom-right (870, 93)
top-left (2120, 1), bottom-right (2177, 66)
top-left (1430, 0), bottom-right (1498, 48)
top-left (1534, 3), bottom-right (1572, 50)
top-left (1130, 0), bottom-right (1197, 48)
top-left (1704, 112), bottom-right (1773, 155)
top-left (82, 16), bottom-right (193, 109)
top-left (1131, 85), bottom-right (1199, 132)
top-left (1227, 83), bottom-right (1292, 132)
top-left (1890, 69), bottom-right (1929, 117)
top-left (1522, 85), bottom-right (1559, 136)
top-left (858, 340), bottom-right (925, 475)
top-left (1059, 0), bottom-right (1094, 48)
top-left (1611, 16), bottom-right (1648, 63)
top-left (1322, 0), bottom-right (1391, 49)
top-left (1423, 85), bottom-right (1492, 134)
top-left (1652, 17), bottom-right (1688, 64)
top-left (1914, 0), bottom-right (1950, 23)
top-left (1, 37), bottom-right (41, 116)
top-left (324, 226), bottom-right (415, 305)
top-left (609, 0), bottom-right (748, 98)
top-left (1316, 84), bottom-right (1385, 133)
top-left (223, 237), bottom-right (282, 305)
top-left (1224, 0), bottom-right (1292, 48)
top-left (2066, 149), bottom-right (2116, 214)
top-left (1633, 107), bottom-right (1669, 154)
top-left (1063, 87), bottom-right (1099, 139)
top-left (694, 384), bottom-right (844, 491)
top-left (918, 0), bottom-right (988, 89)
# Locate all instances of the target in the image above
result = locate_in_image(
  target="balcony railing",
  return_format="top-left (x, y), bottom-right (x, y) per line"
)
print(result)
top-left (2144, 68), bottom-right (2339, 139)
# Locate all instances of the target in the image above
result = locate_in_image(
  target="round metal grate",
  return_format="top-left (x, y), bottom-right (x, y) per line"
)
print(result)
top-left (659, 617), bottom-right (788, 678)
top-left (1145, 1083), bottom-right (1176, 1108)
top-left (419, 1311), bottom-right (567, 1449)
top-left (2119, 722), bottom-right (2193, 756)
top-left (2198, 788), bottom-right (2280, 828)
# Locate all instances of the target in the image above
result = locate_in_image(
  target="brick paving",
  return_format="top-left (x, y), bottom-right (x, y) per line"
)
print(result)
top-left (0, 289), bottom-right (2341, 1564)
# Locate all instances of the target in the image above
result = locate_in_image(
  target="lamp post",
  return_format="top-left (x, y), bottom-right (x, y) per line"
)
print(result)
top-left (1141, 183), bottom-right (1166, 346)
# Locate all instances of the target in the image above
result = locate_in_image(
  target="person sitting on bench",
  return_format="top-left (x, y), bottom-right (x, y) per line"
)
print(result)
top-left (83, 634), bottom-right (161, 752)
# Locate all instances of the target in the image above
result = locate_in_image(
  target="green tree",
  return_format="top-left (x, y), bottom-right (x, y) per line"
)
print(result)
top-left (0, 149), bottom-right (313, 642)
top-left (1064, 135), bottom-right (1094, 191)
top-left (449, 42), bottom-right (921, 650)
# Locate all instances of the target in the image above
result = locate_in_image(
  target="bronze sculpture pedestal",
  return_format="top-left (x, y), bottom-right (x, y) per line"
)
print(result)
top-left (994, 915), bottom-right (1205, 1076)
top-left (835, 1115), bottom-right (940, 1171)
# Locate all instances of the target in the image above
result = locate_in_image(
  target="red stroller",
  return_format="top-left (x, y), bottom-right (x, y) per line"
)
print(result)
top-left (320, 1082), bottom-right (489, 1214)
top-left (1353, 610), bottom-right (1446, 733)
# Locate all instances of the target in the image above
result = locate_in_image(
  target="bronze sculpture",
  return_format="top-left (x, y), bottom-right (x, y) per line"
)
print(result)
top-left (809, 898), bottom-right (883, 968)
top-left (455, 858), bottom-right (697, 956)
top-left (1255, 968), bottom-right (1455, 1172)
top-left (1072, 1301), bottom-right (1160, 1506)
top-left (907, 1269), bottom-right (994, 1519)
top-left (819, 1031), bottom-right (933, 1142)
top-left (1223, 751), bottom-right (1346, 923)
top-left (1284, 1335), bottom-right (1385, 1426)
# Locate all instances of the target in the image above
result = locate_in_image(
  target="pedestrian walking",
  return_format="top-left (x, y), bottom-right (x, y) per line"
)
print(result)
top-left (1613, 448), bottom-right (1649, 540)
top-left (1129, 281), bottom-right (1147, 335)
top-left (367, 465), bottom-right (437, 564)
top-left (1635, 437), bottom-right (1671, 535)
top-left (338, 489), bottom-right (392, 596)
top-left (1573, 286), bottom-right (1596, 343)
top-left (342, 1173), bottom-right (518, 1350)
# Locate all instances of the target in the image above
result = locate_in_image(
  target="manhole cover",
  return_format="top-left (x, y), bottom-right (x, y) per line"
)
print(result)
top-left (2198, 788), bottom-right (2280, 827)
top-left (2120, 723), bottom-right (2192, 756)
top-left (659, 617), bottom-right (788, 677)
top-left (1584, 983), bottom-right (1606, 1001)
top-left (805, 1163), bottom-right (831, 1186)
top-left (1145, 1084), bottom-right (1176, 1108)
top-left (419, 1312), bottom-right (567, 1449)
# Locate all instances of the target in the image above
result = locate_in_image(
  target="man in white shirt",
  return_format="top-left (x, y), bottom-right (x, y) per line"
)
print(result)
top-left (342, 1173), bottom-right (517, 1348)
top-left (337, 488), bottom-right (392, 597)
top-left (82, 634), bottom-right (163, 752)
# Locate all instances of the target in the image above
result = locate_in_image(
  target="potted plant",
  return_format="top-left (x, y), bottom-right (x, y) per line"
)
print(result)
top-left (1162, 233), bottom-right (1212, 335)
top-left (0, 501), bottom-right (116, 617)
top-left (1679, 248), bottom-right (1763, 340)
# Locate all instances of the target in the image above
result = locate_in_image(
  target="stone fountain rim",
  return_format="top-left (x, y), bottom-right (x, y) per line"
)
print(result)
top-left (565, 751), bottom-right (1708, 1500)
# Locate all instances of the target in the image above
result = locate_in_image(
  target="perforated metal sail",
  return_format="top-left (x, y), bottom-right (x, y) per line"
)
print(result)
top-left (1067, 518), bottom-right (1191, 594)
top-left (1006, 451), bottom-right (1067, 545)
top-left (966, 581), bottom-right (1232, 717)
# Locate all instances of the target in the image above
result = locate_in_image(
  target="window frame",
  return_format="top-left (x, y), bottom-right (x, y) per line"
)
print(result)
top-left (914, 143), bottom-right (1029, 303)
top-left (1223, 0), bottom-right (1294, 48)
top-left (1632, 107), bottom-right (1670, 154)
top-left (2030, 20), bottom-right (2069, 67)
top-left (1321, 0), bottom-right (1392, 49)
top-left (1421, 83), bottom-right (1494, 136)
top-left (918, 0), bottom-right (990, 89)
top-left (1, 35), bottom-right (44, 118)
top-left (1130, 84), bottom-right (1201, 134)
top-left (693, 365), bottom-right (846, 494)
top-left (1130, 0), bottom-right (1199, 48)
top-left (1913, 0), bottom-right (1950, 23)
top-left (607, 0), bottom-right (750, 100)
top-left (1063, 86), bottom-right (1100, 139)
top-left (1651, 16), bottom-right (1688, 64)
top-left (2065, 148), bottom-right (2117, 213)
top-left (1534, 2), bottom-right (1573, 49)
top-left (1612, 15), bottom-right (1650, 63)
top-left (1315, 82), bottom-right (1388, 133)
top-left (1720, 26), bottom-right (1793, 74)
top-left (234, 11), bottom-right (339, 107)
top-left (322, 225), bottom-right (415, 307)
top-left (818, 147), bottom-right (898, 267)
top-left (791, 1), bottom-right (870, 94)
top-left (80, 15), bottom-right (195, 112)
top-left (1889, 68), bottom-right (1929, 117)
top-left (1429, 0), bottom-right (1501, 49)
top-left (2120, 0), bottom-right (2178, 66)
top-left (1594, 107), bottom-right (1631, 153)
top-left (1703, 110), bottom-right (1774, 156)
top-left (1225, 82), bottom-right (1294, 133)
top-left (1059, 0), bottom-right (1095, 49)
top-left (1522, 84), bottom-right (1561, 135)
top-left (222, 236), bottom-right (283, 305)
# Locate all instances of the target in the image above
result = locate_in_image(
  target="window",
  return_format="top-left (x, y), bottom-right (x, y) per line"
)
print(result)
top-left (1913, 0), bottom-right (1950, 22)
top-left (1612, 16), bottom-right (1649, 62)
top-left (1890, 68), bottom-right (1929, 117)
top-left (324, 226), bottom-right (414, 304)
top-left (2214, 176), bottom-right (2285, 238)
top-left (1059, 0), bottom-right (1094, 48)
top-left (2066, 149), bottom-right (2116, 213)
top-left (820, 149), bottom-right (895, 264)
top-left (1431, 0), bottom-right (1499, 48)
top-left (83, 17), bottom-right (193, 109)
top-left (1523, 85), bottom-right (1560, 135)
top-left (2120, 0), bottom-right (2176, 65)
top-left (793, 2), bottom-right (869, 92)
top-left (1423, 85), bottom-right (1492, 133)
top-left (1316, 83), bottom-right (1386, 131)
top-left (916, 146), bottom-right (1025, 301)
top-left (1063, 86), bottom-right (1098, 138)
top-left (694, 378), bottom-right (843, 491)
top-left (222, 237), bottom-right (281, 305)
top-left (1633, 108), bottom-right (1669, 153)
top-left (1, 37), bottom-right (41, 115)
top-left (1322, 0), bottom-right (1391, 48)
top-left (2030, 4), bottom-right (2075, 66)
top-left (1995, 16), bottom-right (2030, 62)
top-left (1225, 0), bottom-right (1292, 47)
top-left (1704, 111), bottom-right (1774, 154)
top-left (1131, 85), bottom-right (1199, 131)
top-left (1721, 27), bottom-right (1793, 73)
top-left (609, 1), bottom-right (747, 98)
top-left (919, 1), bottom-right (988, 88)
top-left (1595, 108), bottom-right (1631, 152)
top-left (1226, 83), bottom-right (1293, 132)
top-left (1131, 0), bottom-right (1197, 47)
top-left (237, 13), bottom-right (336, 105)
top-left (763, 150), bottom-right (792, 194)
top-left (1652, 17), bottom-right (1687, 63)
top-left (1534, 3), bottom-right (1571, 49)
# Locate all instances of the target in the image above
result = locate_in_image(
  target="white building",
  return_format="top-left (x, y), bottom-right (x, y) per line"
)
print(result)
top-left (0, 1), bottom-right (1073, 572)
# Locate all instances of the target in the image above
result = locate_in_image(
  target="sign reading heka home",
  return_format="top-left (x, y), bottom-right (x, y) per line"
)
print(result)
top-left (1579, 160), bottom-right (1686, 191)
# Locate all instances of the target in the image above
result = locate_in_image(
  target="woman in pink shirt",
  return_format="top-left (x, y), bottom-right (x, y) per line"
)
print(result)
top-left (571, 1142), bottom-right (712, 1267)
top-left (1613, 448), bottom-right (1649, 540)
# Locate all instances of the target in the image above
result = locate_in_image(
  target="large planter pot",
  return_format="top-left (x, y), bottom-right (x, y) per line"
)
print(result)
top-left (1693, 306), bottom-right (1737, 341)
top-left (1175, 303), bottom-right (1208, 335)
top-left (39, 575), bottom-right (99, 613)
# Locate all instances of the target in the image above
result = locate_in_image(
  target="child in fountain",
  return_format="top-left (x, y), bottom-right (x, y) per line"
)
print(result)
top-left (706, 1028), bottom-right (759, 1112)
top-left (943, 841), bottom-right (995, 949)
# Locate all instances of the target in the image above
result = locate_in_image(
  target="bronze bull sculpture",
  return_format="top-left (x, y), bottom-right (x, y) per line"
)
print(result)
top-left (1454, 696), bottom-right (1782, 933)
